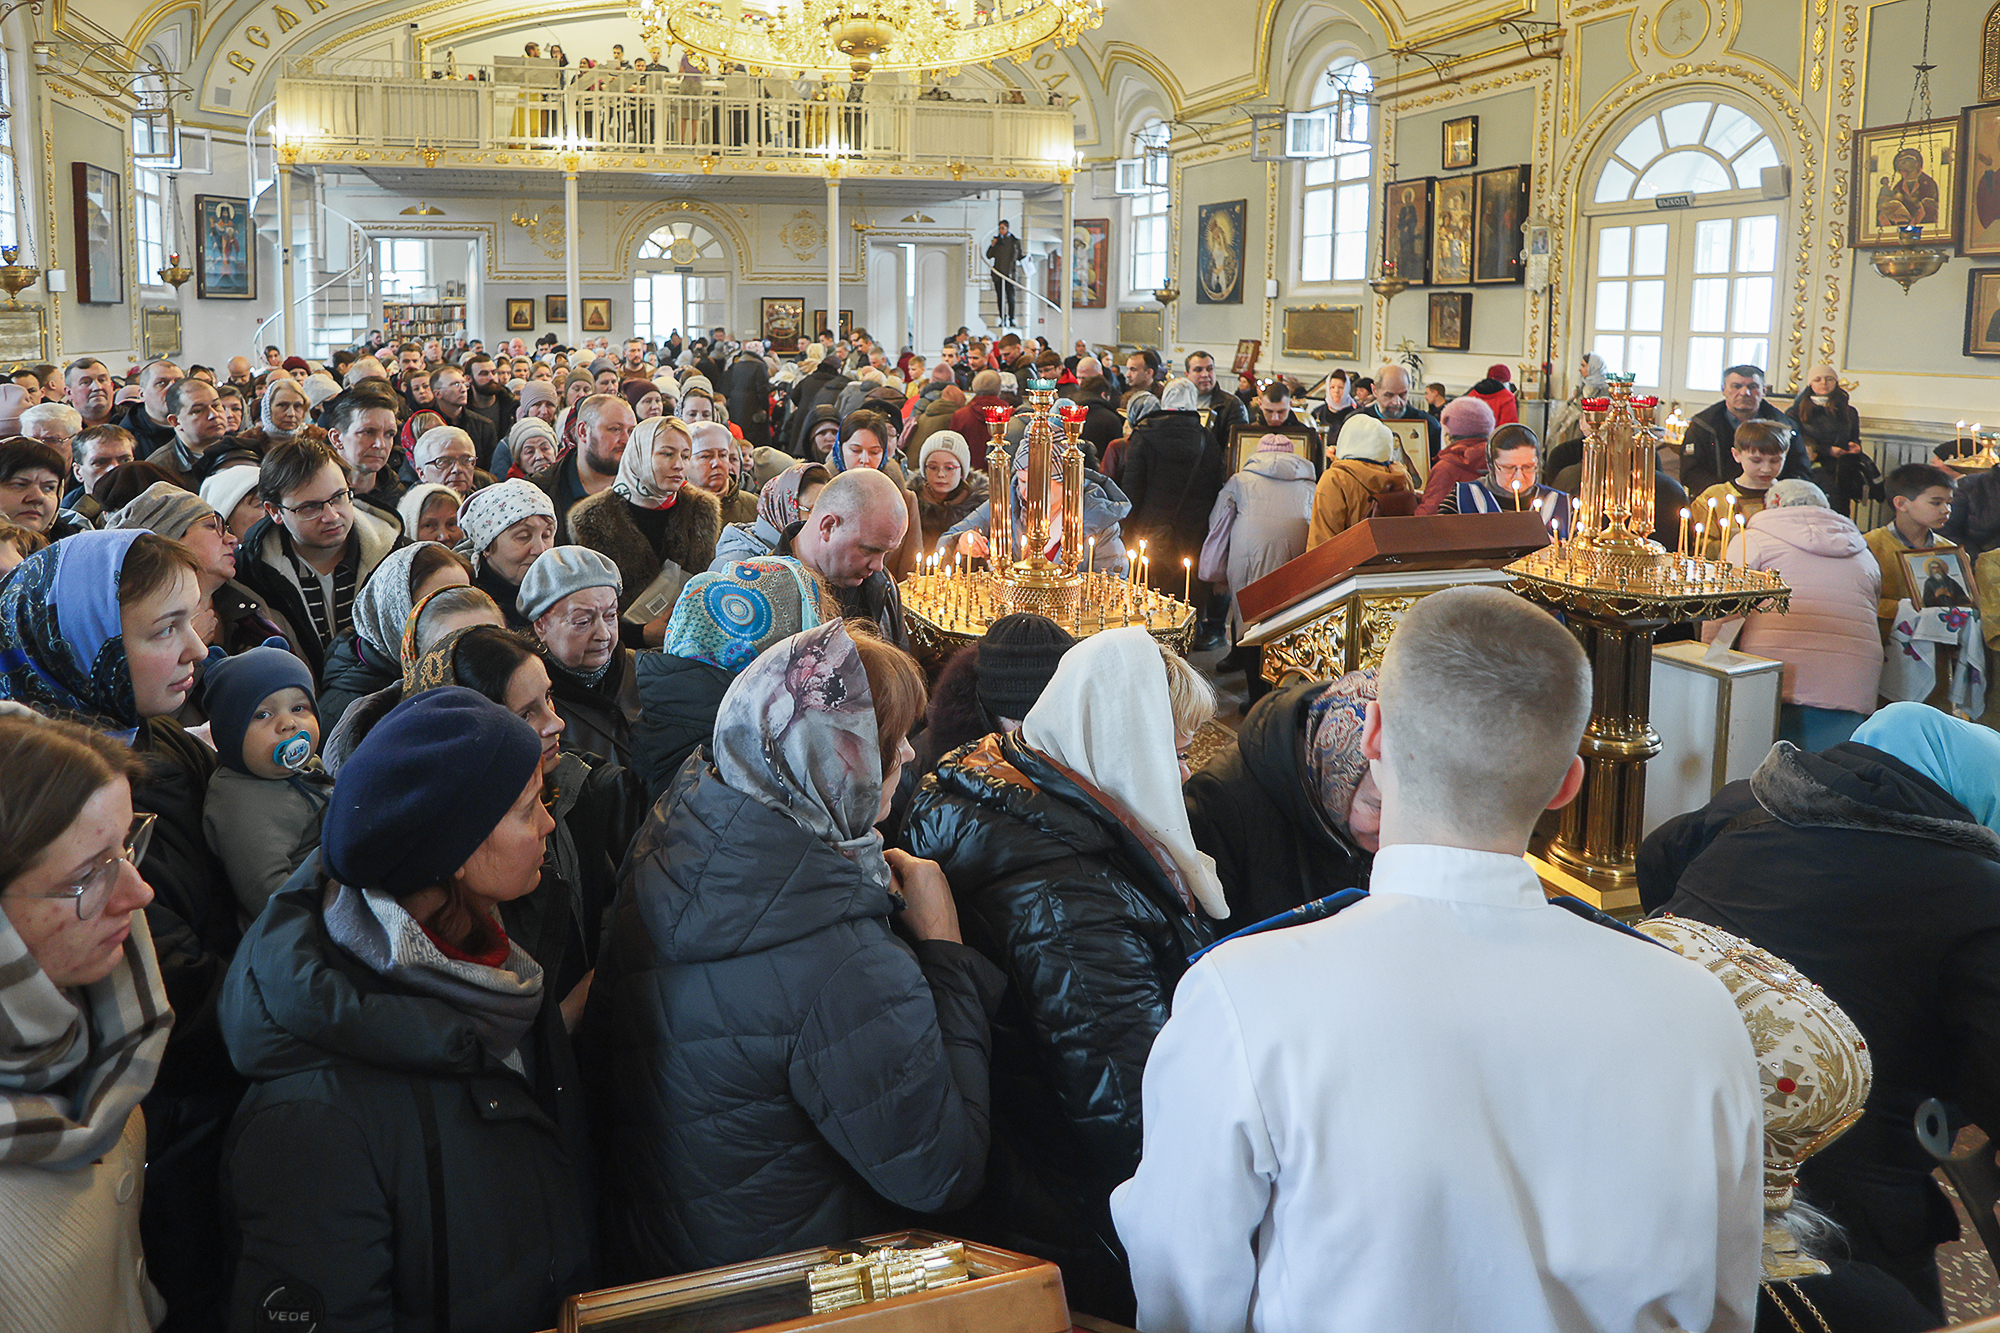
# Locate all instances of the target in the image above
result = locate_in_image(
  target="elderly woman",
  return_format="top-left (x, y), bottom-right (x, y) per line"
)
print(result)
top-left (712, 461), bottom-right (828, 569)
top-left (239, 375), bottom-right (313, 452)
top-left (458, 479), bottom-right (557, 630)
top-left (630, 555), bottom-right (823, 799)
top-left (520, 545), bottom-right (638, 768)
top-left (507, 419), bottom-right (561, 480)
top-left (398, 480), bottom-right (463, 547)
top-left (0, 530), bottom-right (237, 1326)
top-left (910, 430), bottom-right (990, 550)
top-left (1186, 669), bottom-right (1381, 933)
top-left (221, 689), bottom-right (592, 1333)
top-left (567, 416), bottom-right (722, 647)
top-left (939, 435), bottom-right (1131, 575)
top-left (0, 716), bottom-right (173, 1333)
top-left (1547, 351), bottom-right (1610, 460)
top-left (1703, 478), bottom-right (1881, 750)
top-left (1418, 397), bottom-right (1498, 515)
top-left (586, 621), bottom-right (1003, 1281)
top-left (905, 628), bottom-right (1221, 1318)
top-left (317, 541), bottom-right (471, 729)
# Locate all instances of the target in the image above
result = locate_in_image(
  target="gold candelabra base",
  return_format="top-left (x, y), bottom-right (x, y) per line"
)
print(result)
top-left (902, 564), bottom-right (1195, 660)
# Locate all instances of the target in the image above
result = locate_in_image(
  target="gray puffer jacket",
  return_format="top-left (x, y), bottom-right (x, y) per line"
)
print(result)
top-left (580, 761), bottom-right (1006, 1282)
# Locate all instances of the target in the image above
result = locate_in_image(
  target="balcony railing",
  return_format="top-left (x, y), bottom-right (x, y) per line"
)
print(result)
top-left (274, 58), bottom-right (1076, 174)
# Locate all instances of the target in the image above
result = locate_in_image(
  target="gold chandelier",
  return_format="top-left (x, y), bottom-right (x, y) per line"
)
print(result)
top-left (628, 0), bottom-right (1103, 81)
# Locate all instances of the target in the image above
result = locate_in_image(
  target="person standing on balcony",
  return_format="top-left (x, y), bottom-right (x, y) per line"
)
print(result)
top-left (988, 221), bottom-right (1024, 330)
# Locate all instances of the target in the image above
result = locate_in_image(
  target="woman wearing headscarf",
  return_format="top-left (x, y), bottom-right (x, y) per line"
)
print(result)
top-left (711, 461), bottom-right (829, 568)
top-left (1186, 668), bottom-right (1380, 932)
top-left (1545, 352), bottom-right (1612, 479)
top-left (904, 628), bottom-right (1222, 1319)
top-left (567, 416), bottom-right (722, 647)
top-left (1790, 365), bottom-right (1876, 517)
top-left (458, 478), bottom-right (558, 629)
top-left (1639, 702), bottom-right (2000, 1319)
top-left (630, 555), bottom-right (823, 798)
top-left (937, 435), bottom-right (1131, 575)
top-left (1120, 378), bottom-right (1226, 618)
top-left (221, 689), bottom-right (593, 1333)
top-left (318, 583), bottom-right (506, 778)
top-left (1099, 390), bottom-right (1158, 484)
top-left (505, 419), bottom-right (561, 481)
top-left (401, 624), bottom-right (639, 1020)
top-left (398, 479), bottom-right (464, 546)
top-left (585, 621), bottom-right (1004, 1280)
top-left (0, 715), bottom-right (173, 1333)
top-left (237, 375), bottom-right (317, 453)
top-left (0, 530), bottom-right (238, 1329)
top-left (562, 369), bottom-right (596, 412)
top-left (317, 542), bottom-right (472, 729)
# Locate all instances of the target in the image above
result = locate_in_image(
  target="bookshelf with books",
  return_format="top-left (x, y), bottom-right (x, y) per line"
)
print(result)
top-left (382, 301), bottom-right (468, 340)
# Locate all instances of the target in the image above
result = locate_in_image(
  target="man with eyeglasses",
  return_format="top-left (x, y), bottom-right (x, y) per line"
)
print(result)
top-left (0, 438), bottom-right (89, 538)
top-left (412, 425), bottom-right (482, 498)
top-left (521, 544), bottom-right (638, 768)
top-left (236, 437), bottom-right (406, 677)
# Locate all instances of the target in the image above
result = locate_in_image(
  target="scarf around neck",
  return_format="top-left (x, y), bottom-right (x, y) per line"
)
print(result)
top-left (612, 417), bottom-right (686, 509)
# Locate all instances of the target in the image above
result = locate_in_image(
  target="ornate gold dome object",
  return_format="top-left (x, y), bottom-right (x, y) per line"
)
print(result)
top-left (0, 247), bottom-right (40, 306)
top-left (631, 0), bottom-right (1103, 81)
top-left (901, 381), bottom-right (1194, 656)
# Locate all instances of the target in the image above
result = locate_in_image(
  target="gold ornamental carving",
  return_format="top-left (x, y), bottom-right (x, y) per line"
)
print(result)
top-left (779, 210), bottom-right (826, 262)
top-left (1262, 611), bottom-right (1348, 684)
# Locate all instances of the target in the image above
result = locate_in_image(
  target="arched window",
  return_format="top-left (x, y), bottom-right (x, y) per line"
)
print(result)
top-left (1582, 97), bottom-right (1788, 400)
top-left (1129, 118), bottom-right (1170, 293)
top-left (633, 221), bottom-right (729, 343)
top-left (1300, 58), bottom-right (1372, 283)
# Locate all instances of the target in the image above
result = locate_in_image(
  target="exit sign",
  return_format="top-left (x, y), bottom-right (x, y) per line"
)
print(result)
top-left (1654, 194), bottom-right (1695, 209)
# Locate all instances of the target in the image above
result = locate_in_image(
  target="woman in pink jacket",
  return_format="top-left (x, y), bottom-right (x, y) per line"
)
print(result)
top-left (1706, 478), bottom-right (1883, 750)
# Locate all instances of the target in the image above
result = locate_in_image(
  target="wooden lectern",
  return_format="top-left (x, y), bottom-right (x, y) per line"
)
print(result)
top-left (1237, 513), bottom-right (1551, 679)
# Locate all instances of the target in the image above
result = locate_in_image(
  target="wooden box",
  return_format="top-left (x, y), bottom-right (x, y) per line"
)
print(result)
top-left (558, 1232), bottom-right (1070, 1333)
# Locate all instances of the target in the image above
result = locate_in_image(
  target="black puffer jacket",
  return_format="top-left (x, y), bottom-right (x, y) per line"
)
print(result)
top-left (630, 652), bottom-right (734, 801)
top-left (1184, 682), bottom-right (1372, 934)
top-left (317, 631), bottom-right (399, 732)
top-left (904, 733), bottom-right (1214, 1318)
top-left (222, 869), bottom-right (594, 1333)
top-left (1640, 740), bottom-right (2000, 1301)
top-left (1120, 409), bottom-right (1226, 565)
top-left (502, 750), bottom-right (644, 1006)
top-left (581, 761), bottom-right (1006, 1282)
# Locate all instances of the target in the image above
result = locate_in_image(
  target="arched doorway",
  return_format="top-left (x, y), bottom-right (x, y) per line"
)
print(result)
top-left (632, 220), bottom-right (730, 343)
top-left (1581, 96), bottom-right (1788, 403)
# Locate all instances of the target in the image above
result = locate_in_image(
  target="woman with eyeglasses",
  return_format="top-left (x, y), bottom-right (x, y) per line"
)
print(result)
top-left (903, 628), bottom-right (1222, 1320)
top-left (0, 715), bottom-right (173, 1333)
top-left (1433, 422), bottom-right (1576, 537)
top-left (0, 529), bottom-right (240, 1330)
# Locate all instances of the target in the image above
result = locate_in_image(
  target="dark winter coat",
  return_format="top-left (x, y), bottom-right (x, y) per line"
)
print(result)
top-left (724, 355), bottom-right (774, 448)
top-left (566, 486), bottom-right (723, 622)
top-left (1184, 682), bottom-right (1372, 934)
top-left (503, 750), bottom-right (643, 1005)
top-left (630, 653), bottom-right (734, 801)
top-left (1678, 399), bottom-right (1810, 495)
top-left (883, 645), bottom-right (990, 841)
top-left (1072, 392), bottom-right (1123, 469)
top-left (911, 472), bottom-right (990, 552)
top-left (1121, 409), bottom-right (1227, 566)
top-left (317, 630), bottom-right (400, 733)
top-left (212, 578), bottom-right (308, 661)
top-left (1639, 740), bottom-right (2000, 1292)
top-left (903, 733), bottom-right (1215, 1316)
top-left (233, 509), bottom-right (406, 680)
top-left (581, 761), bottom-right (1006, 1281)
top-left (221, 870), bottom-right (594, 1333)
top-left (547, 648), bottom-right (639, 770)
top-left (1942, 468), bottom-right (2000, 558)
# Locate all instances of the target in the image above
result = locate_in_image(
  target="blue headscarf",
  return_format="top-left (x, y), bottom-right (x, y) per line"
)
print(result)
top-left (827, 414), bottom-right (896, 476)
top-left (665, 556), bottom-right (824, 672)
top-left (0, 529), bottom-right (146, 730)
top-left (1851, 702), bottom-right (2000, 830)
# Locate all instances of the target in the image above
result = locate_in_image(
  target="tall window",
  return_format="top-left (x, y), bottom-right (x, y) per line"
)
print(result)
top-left (0, 51), bottom-right (16, 253)
top-left (1300, 59), bottom-right (1372, 283)
top-left (376, 239), bottom-right (431, 298)
top-left (633, 221), bottom-right (727, 340)
top-left (1129, 119), bottom-right (1168, 293)
top-left (134, 151), bottom-right (167, 286)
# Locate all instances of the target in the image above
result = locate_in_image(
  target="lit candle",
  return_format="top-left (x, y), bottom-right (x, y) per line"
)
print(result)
top-left (1695, 522), bottom-right (1706, 559)
top-left (1127, 548), bottom-right (1138, 585)
top-left (1087, 535), bottom-right (1095, 573)
top-left (1679, 507), bottom-right (1691, 560)
top-left (1182, 556), bottom-right (1192, 604)
top-left (1513, 477), bottom-right (1523, 511)
top-left (1959, 420), bottom-right (1969, 458)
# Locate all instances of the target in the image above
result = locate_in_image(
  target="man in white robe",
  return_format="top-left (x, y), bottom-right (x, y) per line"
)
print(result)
top-left (1111, 586), bottom-right (1764, 1333)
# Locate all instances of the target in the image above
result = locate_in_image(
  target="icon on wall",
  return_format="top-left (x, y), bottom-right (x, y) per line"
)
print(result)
top-left (760, 297), bottom-right (805, 353)
top-left (1430, 175), bottom-right (1474, 285)
top-left (582, 298), bottom-right (613, 332)
top-left (195, 194), bottom-right (254, 300)
top-left (1195, 200), bottom-right (1246, 304)
top-left (1472, 165), bottom-right (1531, 285)
top-left (506, 299), bottom-right (535, 331)
top-left (1442, 116), bottom-right (1479, 171)
top-left (546, 294), bottom-right (569, 324)
top-left (71, 162), bottom-right (125, 306)
top-left (1384, 179), bottom-right (1432, 289)
top-left (1428, 291), bottom-right (1472, 351)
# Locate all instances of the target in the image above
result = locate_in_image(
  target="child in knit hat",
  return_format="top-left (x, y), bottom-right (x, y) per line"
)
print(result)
top-left (202, 646), bottom-right (335, 917)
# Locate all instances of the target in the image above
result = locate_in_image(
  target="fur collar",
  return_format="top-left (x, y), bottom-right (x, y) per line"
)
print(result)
top-left (1750, 742), bottom-right (2000, 860)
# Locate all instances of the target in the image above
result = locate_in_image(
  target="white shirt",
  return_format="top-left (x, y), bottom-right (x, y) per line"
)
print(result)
top-left (1110, 844), bottom-right (1763, 1333)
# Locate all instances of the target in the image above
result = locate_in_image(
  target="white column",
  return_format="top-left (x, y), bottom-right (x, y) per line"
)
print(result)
top-left (1060, 177), bottom-right (1074, 354)
top-left (276, 165), bottom-right (299, 354)
top-left (564, 167), bottom-right (581, 348)
top-left (826, 171), bottom-right (840, 338)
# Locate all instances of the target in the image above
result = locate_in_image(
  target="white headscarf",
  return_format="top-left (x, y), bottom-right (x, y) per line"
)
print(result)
top-left (612, 416), bottom-right (689, 509)
top-left (457, 479), bottom-right (555, 572)
top-left (1160, 377), bottom-right (1200, 412)
top-left (1019, 627), bottom-right (1228, 919)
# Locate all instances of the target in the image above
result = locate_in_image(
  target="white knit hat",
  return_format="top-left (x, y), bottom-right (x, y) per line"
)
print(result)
top-left (198, 464), bottom-right (263, 526)
top-left (918, 430), bottom-right (971, 478)
top-left (1335, 415), bottom-right (1395, 464)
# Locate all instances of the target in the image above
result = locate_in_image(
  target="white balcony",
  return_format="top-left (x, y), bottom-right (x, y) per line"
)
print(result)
top-left (273, 58), bottom-right (1077, 180)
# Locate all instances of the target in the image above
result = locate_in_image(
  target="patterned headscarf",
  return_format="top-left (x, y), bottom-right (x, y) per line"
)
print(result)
top-left (398, 584), bottom-right (501, 677)
top-left (457, 480), bottom-right (556, 573)
top-left (398, 410), bottom-right (446, 461)
top-left (402, 622), bottom-right (476, 696)
top-left (0, 529), bottom-right (146, 729)
top-left (351, 541), bottom-right (446, 661)
top-left (711, 621), bottom-right (890, 892)
top-left (1159, 377), bottom-right (1199, 412)
top-left (665, 557), bottom-right (823, 672)
top-left (612, 416), bottom-right (691, 509)
top-left (1304, 668), bottom-right (1378, 828)
top-left (757, 462), bottom-right (830, 534)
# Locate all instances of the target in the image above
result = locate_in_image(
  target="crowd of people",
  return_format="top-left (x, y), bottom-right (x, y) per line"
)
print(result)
top-left (0, 326), bottom-right (1991, 1333)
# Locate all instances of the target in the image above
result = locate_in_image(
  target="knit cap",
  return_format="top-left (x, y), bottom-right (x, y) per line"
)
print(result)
top-left (976, 613), bottom-right (1077, 720)
top-left (322, 687), bottom-right (543, 895)
top-left (199, 465), bottom-right (263, 528)
top-left (107, 481), bottom-right (216, 541)
top-left (517, 544), bottom-right (622, 622)
top-left (1485, 363), bottom-right (1513, 384)
top-left (0, 383), bottom-right (26, 437)
top-left (1440, 395), bottom-right (1497, 441)
top-left (205, 646), bottom-right (316, 775)
top-left (919, 431), bottom-right (972, 478)
top-left (1335, 415), bottom-right (1394, 464)
top-left (457, 479), bottom-right (555, 571)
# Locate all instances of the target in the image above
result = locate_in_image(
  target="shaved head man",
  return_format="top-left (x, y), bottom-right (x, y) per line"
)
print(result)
top-left (786, 466), bottom-right (913, 650)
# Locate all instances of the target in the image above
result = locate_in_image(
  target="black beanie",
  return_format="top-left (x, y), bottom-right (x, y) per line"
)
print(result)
top-left (976, 613), bottom-right (1078, 721)
top-left (322, 687), bottom-right (543, 895)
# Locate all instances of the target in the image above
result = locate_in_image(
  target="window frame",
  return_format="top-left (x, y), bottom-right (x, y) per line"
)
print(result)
top-left (1296, 57), bottom-right (1373, 288)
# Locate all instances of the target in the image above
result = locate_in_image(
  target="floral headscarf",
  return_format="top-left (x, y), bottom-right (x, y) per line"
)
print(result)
top-left (1303, 668), bottom-right (1378, 829)
top-left (612, 417), bottom-right (690, 509)
top-left (665, 557), bottom-right (823, 671)
top-left (0, 529), bottom-right (146, 730)
top-left (757, 462), bottom-right (830, 534)
top-left (403, 623), bottom-right (476, 696)
top-left (711, 621), bottom-right (889, 891)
